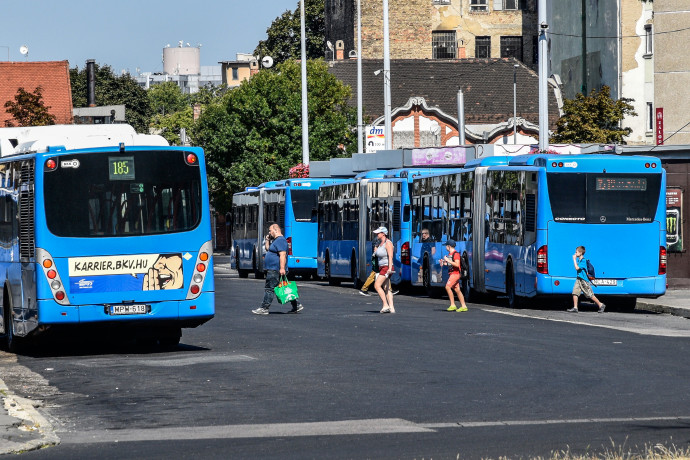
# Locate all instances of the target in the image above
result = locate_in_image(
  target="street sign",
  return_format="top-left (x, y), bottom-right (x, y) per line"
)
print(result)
top-left (656, 108), bottom-right (664, 145)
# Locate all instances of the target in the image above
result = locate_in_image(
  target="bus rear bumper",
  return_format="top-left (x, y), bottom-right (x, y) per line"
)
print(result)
top-left (288, 256), bottom-right (317, 270)
top-left (37, 292), bottom-right (215, 327)
top-left (537, 276), bottom-right (666, 297)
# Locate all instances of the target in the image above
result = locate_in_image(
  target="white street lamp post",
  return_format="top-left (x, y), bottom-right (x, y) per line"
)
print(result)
top-left (382, 0), bottom-right (392, 150)
top-left (300, 0), bottom-right (310, 165)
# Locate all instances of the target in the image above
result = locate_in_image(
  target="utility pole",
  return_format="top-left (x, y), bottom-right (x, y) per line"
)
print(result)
top-left (382, 0), bottom-right (392, 150)
top-left (538, 0), bottom-right (549, 152)
top-left (357, 0), bottom-right (363, 153)
top-left (300, 0), bottom-right (310, 165)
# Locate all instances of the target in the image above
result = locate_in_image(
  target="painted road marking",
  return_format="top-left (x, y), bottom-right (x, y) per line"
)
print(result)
top-left (60, 416), bottom-right (690, 444)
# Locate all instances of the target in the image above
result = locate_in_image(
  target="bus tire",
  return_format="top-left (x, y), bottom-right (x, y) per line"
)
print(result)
top-left (422, 256), bottom-right (434, 298)
top-left (236, 249), bottom-right (249, 278)
top-left (506, 263), bottom-right (521, 309)
top-left (159, 327), bottom-right (182, 349)
top-left (325, 256), bottom-right (340, 286)
top-left (253, 251), bottom-right (265, 279)
top-left (2, 288), bottom-right (21, 353)
top-left (461, 254), bottom-right (471, 302)
top-left (350, 253), bottom-right (361, 288)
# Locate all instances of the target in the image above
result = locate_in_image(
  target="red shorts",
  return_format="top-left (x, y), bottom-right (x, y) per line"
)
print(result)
top-left (378, 265), bottom-right (390, 276)
top-left (446, 272), bottom-right (460, 289)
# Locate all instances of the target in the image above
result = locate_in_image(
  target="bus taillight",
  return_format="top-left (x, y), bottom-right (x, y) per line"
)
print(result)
top-left (36, 248), bottom-right (70, 306)
top-left (659, 246), bottom-right (667, 275)
top-left (186, 240), bottom-right (213, 300)
top-left (537, 245), bottom-right (548, 274)
top-left (401, 242), bottom-right (410, 265)
top-left (287, 237), bottom-right (293, 255)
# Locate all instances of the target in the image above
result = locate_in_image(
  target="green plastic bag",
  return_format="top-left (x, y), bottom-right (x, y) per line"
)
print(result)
top-left (274, 275), bottom-right (299, 304)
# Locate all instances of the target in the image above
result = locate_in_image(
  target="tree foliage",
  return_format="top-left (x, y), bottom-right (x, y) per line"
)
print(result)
top-left (4, 86), bottom-right (56, 127)
top-left (192, 59), bottom-right (356, 212)
top-left (148, 81), bottom-right (189, 116)
top-left (70, 63), bottom-right (152, 132)
top-left (551, 86), bottom-right (637, 144)
top-left (253, 0), bottom-right (325, 65)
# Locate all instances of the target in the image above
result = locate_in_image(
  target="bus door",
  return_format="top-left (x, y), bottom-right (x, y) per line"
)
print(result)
top-left (357, 179), bottom-right (373, 281)
top-left (471, 167), bottom-right (488, 293)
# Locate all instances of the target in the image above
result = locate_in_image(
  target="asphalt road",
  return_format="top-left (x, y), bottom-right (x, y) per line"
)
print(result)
top-left (5, 264), bottom-right (690, 459)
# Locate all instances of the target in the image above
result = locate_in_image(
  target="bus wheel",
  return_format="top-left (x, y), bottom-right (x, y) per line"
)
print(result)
top-left (422, 258), bottom-right (433, 298)
top-left (350, 254), bottom-right (361, 289)
top-left (236, 250), bottom-right (249, 278)
top-left (159, 327), bottom-right (181, 349)
top-left (506, 265), bottom-right (520, 309)
top-left (610, 297), bottom-right (637, 312)
top-left (2, 292), bottom-right (21, 353)
top-left (326, 257), bottom-right (340, 286)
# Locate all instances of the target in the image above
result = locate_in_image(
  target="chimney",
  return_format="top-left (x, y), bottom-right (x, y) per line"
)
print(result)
top-left (249, 59), bottom-right (259, 76)
top-left (86, 59), bottom-right (96, 107)
top-left (336, 40), bottom-right (344, 60)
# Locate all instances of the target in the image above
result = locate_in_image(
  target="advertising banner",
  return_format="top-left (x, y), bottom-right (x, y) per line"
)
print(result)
top-left (365, 125), bottom-right (385, 153)
top-left (666, 187), bottom-right (683, 252)
top-left (69, 253), bottom-right (185, 292)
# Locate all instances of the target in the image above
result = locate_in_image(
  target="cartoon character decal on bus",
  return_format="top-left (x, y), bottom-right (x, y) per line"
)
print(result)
top-left (143, 254), bottom-right (184, 290)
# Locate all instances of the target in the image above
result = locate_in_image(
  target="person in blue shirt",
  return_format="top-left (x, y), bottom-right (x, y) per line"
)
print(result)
top-left (252, 224), bottom-right (303, 315)
top-left (567, 245), bottom-right (605, 313)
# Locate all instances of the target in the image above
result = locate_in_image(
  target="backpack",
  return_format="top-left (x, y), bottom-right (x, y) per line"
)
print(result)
top-left (460, 255), bottom-right (469, 280)
top-left (585, 259), bottom-right (596, 280)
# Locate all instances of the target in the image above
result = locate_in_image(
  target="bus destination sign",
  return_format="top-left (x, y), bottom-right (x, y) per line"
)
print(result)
top-left (595, 177), bottom-right (646, 191)
top-left (109, 156), bottom-right (135, 181)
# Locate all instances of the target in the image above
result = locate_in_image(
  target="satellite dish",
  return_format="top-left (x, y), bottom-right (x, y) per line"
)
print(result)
top-left (19, 45), bottom-right (28, 55)
top-left (261, 56), bottom-right (274, 68)
top-left (326, 41), bottom-right (333, 51)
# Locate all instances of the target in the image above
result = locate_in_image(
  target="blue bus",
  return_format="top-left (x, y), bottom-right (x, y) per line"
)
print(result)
top-left (0, 137), bottom-right (214, 351)
top-left (317, 168), bottom-right (457, 287)
top-left (231, 178), bottom-right (345, 279)
top-left (412, 154), bottom-right (666, 309)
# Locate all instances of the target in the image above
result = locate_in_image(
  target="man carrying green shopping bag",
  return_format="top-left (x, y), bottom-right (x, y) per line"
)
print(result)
top-left (252, 223), bottom-right (303, 315)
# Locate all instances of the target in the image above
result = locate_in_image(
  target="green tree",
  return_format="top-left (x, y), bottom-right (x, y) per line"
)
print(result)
top-left (192, 59), bottom-right (356, 212)
top-left (551, 86), bottom-right (637, 144)
top-left (4, 86), bottom-right (57, 127)
top-left (148, 81), bottom-right (189, 116)
top-left (253, 0), bottom-right (325, 65)
top-left (70, 63), bottom-right (152, 133)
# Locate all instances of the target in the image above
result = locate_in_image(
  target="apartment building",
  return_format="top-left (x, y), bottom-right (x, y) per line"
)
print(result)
top-left (326, 0), bottom-right (538, 66)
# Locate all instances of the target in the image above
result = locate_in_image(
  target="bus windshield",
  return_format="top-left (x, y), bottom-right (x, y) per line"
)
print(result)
top-left (290, 189), bottom-right (319, 221)
top-left (44, 150), bottom-right (202, 237)
top-left (547, 172), bottom-right (662, 224)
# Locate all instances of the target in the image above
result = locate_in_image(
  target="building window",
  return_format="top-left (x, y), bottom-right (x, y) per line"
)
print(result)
top-left (433, 31), bottom-right (457, 59)
top-left (644, 24), bottom-right (653, 57)
top-left (232, 68), bottom-right (239, 80)
top-left (476, 36), bottom-right (491, 58)
top-left (501, 36), bottom-right (523, 62)
top-left (471, 0), bottom-right (488, 11)
top-left (647, 102), bottom-right (654, 132)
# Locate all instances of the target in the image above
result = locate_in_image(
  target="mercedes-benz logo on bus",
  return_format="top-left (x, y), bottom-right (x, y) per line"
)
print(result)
top-left (600, 216), bottom-right (606, 223)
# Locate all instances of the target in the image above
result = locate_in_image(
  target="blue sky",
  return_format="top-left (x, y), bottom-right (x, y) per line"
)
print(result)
top-left (0, 0), bottom-right (297, 73)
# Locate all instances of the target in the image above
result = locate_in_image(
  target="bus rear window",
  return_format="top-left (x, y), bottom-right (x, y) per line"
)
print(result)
top-left (290, 189), bottom-right (319, 221)
top-left (44, 150), bottom-right (202, 237)
top-left (547, 172), bottom-right (661, 224)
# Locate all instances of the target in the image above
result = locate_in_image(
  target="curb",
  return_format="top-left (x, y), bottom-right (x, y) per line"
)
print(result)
top-left (0, 379), bottom-right (59, 455)
top-left (636, 301), bottom-right (690, 319)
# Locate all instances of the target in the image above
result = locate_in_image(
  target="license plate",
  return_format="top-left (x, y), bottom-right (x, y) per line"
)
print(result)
top-left (592, 279), bottom-right (617, 286)
top-left (109, 304), bottom-right (148, 315)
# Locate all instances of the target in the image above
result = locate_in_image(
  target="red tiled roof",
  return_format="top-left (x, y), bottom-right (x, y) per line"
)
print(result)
top-left (0, 61), bottom-right (73, 126)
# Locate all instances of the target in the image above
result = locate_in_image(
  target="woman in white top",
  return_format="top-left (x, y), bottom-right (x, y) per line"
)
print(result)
top-left (373, 226), bottom-right (395, 313)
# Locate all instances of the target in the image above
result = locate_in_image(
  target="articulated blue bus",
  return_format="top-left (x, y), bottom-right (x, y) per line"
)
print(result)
top-left (0, 136), bottom-right (214, 351)
top-left (412, 154), bottom-right (666, 309)
top-left (231, 178), bottom-right (345, 279)
top-left (317, 168), bottom-right (457, 287)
